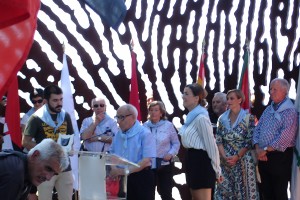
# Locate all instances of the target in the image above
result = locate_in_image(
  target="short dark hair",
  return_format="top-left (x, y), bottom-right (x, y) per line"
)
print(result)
top-left (44, 85), bottom-right (63, 101)
top-left (30, 88), bottom-right (44, 100)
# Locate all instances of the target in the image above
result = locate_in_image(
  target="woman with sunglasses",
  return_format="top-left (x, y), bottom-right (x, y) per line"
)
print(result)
top-left (80, 97), bottom-right (118, 153)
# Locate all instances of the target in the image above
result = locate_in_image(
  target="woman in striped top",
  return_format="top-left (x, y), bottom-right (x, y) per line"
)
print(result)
top-left (179, 83), bottom-right (222, 200)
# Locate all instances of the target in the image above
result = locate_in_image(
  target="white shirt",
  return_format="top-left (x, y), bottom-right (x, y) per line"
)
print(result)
top-left (180, 114), bottom-right (222, 178)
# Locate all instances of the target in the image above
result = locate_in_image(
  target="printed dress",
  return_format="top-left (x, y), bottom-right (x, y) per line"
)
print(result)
top-left (214, 113), bottom-right (259, 200)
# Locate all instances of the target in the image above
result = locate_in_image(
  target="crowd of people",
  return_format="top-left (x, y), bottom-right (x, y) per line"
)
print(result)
top-left (0, 77), bottom-right (299, 200)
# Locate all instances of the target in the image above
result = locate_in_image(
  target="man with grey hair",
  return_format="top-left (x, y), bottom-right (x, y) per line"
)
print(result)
top-left (22, 85), bottom-right (74, 200)
top-left (110, 104), bottom-right (156, 200)
top-left (210, 92), bottom-right (227, 124)
top-left (0, 138), bottom-right (69, 200)
top-left (253, 78), bottom-right (298, 200)
top-left (80, 97), bottom-right (118, 152)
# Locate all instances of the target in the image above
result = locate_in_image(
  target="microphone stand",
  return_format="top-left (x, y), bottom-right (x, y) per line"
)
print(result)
top-left (79, 134), bottom-right (99, 151)
top-left (79, 128), bottom-right (113, 159)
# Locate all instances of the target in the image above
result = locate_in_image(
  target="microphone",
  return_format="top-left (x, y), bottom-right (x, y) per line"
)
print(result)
top-left (100, 128), bottom-right (112, 153)
top-left (100, 127), bottom-right (112, 159)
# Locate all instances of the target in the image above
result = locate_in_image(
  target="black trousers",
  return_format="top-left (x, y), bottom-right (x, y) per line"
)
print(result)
top-left (258, 147), bottom-right (293, 200)
top-left (127, 168), bottom-right (155, 200)
top-left (153, 164), bottom-right (174, 200)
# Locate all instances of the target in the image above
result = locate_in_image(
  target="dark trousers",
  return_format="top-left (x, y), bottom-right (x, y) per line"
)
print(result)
top-left (258, 147), bottom-right (293, 200)
top-left (153, 164), bottom-right (174, 200)
top-left (127, 168), bottom-right (155, 200)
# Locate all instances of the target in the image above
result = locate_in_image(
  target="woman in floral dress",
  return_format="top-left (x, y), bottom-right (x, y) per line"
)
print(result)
top-left (214, 89), bottom-right (259, 200)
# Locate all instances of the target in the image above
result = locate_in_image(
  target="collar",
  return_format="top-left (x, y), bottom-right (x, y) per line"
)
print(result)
top-left (272, 97), bottom-right (287, 111)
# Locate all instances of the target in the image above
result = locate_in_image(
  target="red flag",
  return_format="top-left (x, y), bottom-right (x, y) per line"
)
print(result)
top-left (197, 41), bottom-right (206, 87)
top-left (4, 77), bottom-right (22, 148)
top-left (0, 0), bottom-right (30, 29)
top-left (238, 42), bottom-right (251, 111)
top-left (0, 0), bottom-right (40, 149)
top-left (197, 52), bottom-right (206, 87)
top-left (0, 0), bottom-right (40, 98)
top-left (129, 50), bottom-right (141, 121)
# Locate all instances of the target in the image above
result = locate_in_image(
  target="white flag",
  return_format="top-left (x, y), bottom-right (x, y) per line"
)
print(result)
top-left (291, 67), bottom-right (300, 200)
top-left (60, 53), bottom-right (80, 190)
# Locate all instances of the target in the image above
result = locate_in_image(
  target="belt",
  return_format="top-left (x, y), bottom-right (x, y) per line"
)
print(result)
top-left (267, 147), bottom-right (293, 154)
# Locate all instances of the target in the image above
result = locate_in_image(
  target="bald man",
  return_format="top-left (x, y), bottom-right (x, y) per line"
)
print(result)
top-left (110, 104), bottom-right (156, 200)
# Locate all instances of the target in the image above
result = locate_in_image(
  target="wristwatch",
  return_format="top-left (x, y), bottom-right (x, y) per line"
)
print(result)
top-left (263, 146), bottom-right (268, 151)
top-left (98, 136), bottom-right (102, 141)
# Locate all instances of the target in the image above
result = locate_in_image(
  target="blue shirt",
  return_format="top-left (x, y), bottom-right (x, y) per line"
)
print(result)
top-left (110, 122), bottom-right (156, 164)
top-left (80, 115), bottom-right (118, 152)
top-left (143, 120), bottom-right (180, 158)
top-left (253, 98), bottom-right (298, 151)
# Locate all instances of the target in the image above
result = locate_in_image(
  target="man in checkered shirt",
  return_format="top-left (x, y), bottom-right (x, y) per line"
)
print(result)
top-left (253, 78), bottom-right (298, 200)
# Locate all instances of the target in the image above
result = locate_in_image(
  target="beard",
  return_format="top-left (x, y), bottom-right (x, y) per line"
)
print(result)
top-left (48, 104), bottom-right (62, 113)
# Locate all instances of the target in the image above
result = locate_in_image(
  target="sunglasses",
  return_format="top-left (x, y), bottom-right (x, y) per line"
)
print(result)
top-left (32, 99), bottom-right (43, 104)
top-left (93, 104), bottom-right (105, 108)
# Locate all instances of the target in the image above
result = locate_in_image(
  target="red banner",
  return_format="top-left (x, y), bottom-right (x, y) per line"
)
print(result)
top-left (129, 51), bottom-right (141, 121)
top-left (0, 0), bottom-right (40, 148)
top-left (197, 52), bottom-right (206, 87)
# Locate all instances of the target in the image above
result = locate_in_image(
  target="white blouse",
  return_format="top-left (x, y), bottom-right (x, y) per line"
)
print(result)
top-left (180, 114), bottom-right (222, 178)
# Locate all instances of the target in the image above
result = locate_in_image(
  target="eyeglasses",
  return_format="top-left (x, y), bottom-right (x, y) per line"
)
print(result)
top-left (114, 114), bottom-right (132, 121)
top-left (93, 104), bottom-right (105, 108)
top-left (32, 99), bottom-right (43, 104)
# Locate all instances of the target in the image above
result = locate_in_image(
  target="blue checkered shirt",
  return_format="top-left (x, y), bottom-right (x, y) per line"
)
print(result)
top-left (253, 99), bottom-right (298, 152)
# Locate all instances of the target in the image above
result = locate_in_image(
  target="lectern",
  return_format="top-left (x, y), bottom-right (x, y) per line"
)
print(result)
top-left (78, 151), bottom-right (139, 200)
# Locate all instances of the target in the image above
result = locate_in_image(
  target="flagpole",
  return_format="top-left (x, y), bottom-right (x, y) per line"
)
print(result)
top-left (202, 39), bottom-right (205, 54)
top-left (238, 38), bottom-right (249, 88)
top-left (60, 44), bottom-right (80, 193)
top-left (62, 42), bottom-right (65, 53)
